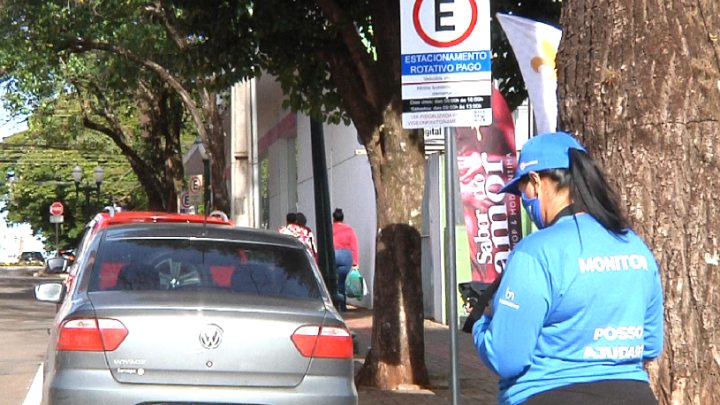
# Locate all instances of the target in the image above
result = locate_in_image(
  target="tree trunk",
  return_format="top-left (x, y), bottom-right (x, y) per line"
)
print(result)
top-left (311, 0), bottom-right (430, 389)
top-left (198, 86), bottom-right (231, 214)
top-left (68, 40), bottom-right (228, 213)
top-left (79, 112), bottom-right (167, 212)
top-left (127, 159), bottom-right (166, 211)
top-left (160, 90), bottom-right (186, 212)
top-left (557, 1), bottom-right (720, 404)
top-left (136, 85), bottom-right (189, 213)
top-left (354, 100), bottom-right (429, 389)
top-left (136, 89), bottom-right (169, 211)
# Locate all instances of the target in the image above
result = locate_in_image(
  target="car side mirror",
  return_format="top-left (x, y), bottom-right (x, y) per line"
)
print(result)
top-left (61, 253), bottom-right (76, 265)
top-left (46, 257), bottom-right (68, 274)
top-left (35, 283), bottom-right (66, 304)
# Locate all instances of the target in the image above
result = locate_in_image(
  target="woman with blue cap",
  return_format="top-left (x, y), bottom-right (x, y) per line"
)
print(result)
top-left (471, 132), bottom-right (663, 405)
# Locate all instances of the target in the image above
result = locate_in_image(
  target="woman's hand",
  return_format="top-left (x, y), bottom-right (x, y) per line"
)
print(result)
top-left (464, 301), bottom-right (493, 318)
top-left (484, 301), bottom-right (493, 317)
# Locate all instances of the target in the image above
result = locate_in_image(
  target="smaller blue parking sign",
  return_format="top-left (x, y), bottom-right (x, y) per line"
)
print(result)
top-left (400, 0), bottom-right (492, 129)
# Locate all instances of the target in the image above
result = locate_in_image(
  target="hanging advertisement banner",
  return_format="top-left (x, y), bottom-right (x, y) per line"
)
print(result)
top-left (497, 13), bottom-right (562, 135)
top-left (456, 87), bottom-right (523, 284)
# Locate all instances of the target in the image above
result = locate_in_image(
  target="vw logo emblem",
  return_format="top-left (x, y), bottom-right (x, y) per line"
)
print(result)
top-left (199, 324), bottom-right (223, 350)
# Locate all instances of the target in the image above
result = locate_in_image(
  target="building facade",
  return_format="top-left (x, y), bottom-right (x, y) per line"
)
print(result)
top-left (218, 76), bottom-right (531, 317)
top-left (256, 75), bottom-right (377, 308)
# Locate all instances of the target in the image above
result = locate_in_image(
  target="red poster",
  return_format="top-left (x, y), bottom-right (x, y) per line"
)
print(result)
top-left (456, 87), bottom-right (523, 282)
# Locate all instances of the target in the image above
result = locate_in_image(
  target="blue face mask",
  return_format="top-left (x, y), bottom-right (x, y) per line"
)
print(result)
top-left (522, 193), bottom-right (546, 229)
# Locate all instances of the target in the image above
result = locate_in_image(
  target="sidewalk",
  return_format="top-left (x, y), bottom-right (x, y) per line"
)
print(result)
top-left (344, 307), bottom-right (499, 405)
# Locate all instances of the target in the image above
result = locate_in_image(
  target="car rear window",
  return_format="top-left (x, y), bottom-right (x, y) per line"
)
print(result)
top-left (88, 238), bottom-right (322, 300)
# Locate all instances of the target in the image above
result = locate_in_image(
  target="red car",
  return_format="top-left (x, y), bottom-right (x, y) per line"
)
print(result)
top-left (59, 211), bottom-right (234, 306)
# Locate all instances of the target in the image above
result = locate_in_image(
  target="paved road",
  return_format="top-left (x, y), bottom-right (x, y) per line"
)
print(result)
top-left (0, 273), bottom-right (57, 405)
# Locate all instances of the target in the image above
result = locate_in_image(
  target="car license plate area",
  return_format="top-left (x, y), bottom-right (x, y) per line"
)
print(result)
top-left (145, 403), bottom-right (262, 405)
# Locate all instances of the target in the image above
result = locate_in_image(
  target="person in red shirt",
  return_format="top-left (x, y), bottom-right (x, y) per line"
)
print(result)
top-left (332, 208), bottom-right (358, 311)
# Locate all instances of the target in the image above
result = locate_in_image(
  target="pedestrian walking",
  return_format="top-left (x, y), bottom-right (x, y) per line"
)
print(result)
top-left (332, 208), bottom-right (359, 312)
top-left (471, 132), bottom-right (663, 405)
top-left (279, 212), bottom-right (314, 255)
top-left (295, 212), bottom-right (317, 257)
top-left (278, 212), bottom-right (298, 234)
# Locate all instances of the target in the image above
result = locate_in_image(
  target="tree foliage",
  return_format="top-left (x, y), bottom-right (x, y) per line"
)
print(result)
top-left (0, 0), bottom-right (221, 212)
top-left (168, 0), bottom-right (561, 120)
top-left (0, 98), bottom-right (147, 249)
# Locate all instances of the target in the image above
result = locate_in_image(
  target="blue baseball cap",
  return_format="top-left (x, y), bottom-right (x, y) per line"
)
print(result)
top-left (500, 131), bottom-right (587, 195)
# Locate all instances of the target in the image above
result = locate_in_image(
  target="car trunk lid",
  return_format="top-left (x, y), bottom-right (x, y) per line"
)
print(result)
top-left (90, 292), bottom-right (327, 387)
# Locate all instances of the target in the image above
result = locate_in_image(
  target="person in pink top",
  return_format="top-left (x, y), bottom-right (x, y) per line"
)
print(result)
top-left (332, 208), bottom-right (358, 311)
top-left (279, 212), bottom-right (314, 256)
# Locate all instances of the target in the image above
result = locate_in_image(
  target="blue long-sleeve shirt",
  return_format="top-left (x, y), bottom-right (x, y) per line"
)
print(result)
top-left (473, 214), bottom-right (663, 405)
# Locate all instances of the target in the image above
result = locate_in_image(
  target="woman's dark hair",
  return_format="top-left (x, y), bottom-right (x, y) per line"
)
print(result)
top-left (286, 212), bottom-right (297, 224)
top-left (296, 212), bottom-right (307, 227)
top-left (541, 149), bottom-right (629, 236)
top-left (333, 208), bottom-right (344, 222)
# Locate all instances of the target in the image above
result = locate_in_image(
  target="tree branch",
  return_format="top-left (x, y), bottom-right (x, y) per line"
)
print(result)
top-left (66, 38), bottom-right (208, 141)
top-left (144, 1), bottom-right (188, 51)
top-left (313, 0), bottom-right (380, 109)
top-left (73, 80), bottom-right (161, 194)
top-left (319, 48), bottom-right (382, 146)
top-left (86, 80), bottom-right (128, 143)
top-left (75, 86), bottom-right (135, 161)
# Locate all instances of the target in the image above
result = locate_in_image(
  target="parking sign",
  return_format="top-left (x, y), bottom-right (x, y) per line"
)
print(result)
top-left (180, 191), bottom-right (191, 209)
top-left (189, 175), bottom-right (203, 206)
top-left (400, 0), bottom-right (492, 129)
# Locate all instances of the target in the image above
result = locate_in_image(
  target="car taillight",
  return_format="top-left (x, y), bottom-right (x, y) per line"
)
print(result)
top-left (57, 318), bottom-right (128, 351)
top-left (64, 274), bottom-right (75, 290)
top-left (291, 325), bottom-right (353, 359)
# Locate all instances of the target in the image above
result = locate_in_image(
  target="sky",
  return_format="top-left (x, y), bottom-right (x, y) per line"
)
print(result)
top-left (0, 90), bottom-right (39, 258)
top-left (0, 83), bottom-right (29, 140)
top-left (0, 104), bottom-right (28, 140)
top-left (0, 203), bottom-right (46, 259)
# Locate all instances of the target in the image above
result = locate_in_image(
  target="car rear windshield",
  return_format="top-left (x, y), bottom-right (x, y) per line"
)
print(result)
top-left (21, 252), bottom-right (43, 260)
top-left (88, 238), bottom-right (322, 300)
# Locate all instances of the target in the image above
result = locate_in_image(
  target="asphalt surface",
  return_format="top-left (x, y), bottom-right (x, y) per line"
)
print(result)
top-left (0, 269), bottom-right (58, 405)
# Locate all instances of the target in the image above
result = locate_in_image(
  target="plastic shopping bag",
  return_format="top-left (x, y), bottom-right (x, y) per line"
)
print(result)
top-left (345, 268), bottom-right (365, 299)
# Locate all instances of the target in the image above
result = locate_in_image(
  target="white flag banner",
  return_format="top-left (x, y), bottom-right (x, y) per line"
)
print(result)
top-left (497, 13), bottom-right (562, 135)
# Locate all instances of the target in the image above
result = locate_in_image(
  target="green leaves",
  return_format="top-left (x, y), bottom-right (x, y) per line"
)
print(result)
top-left (0, 112), bottom-right (146, 249)
top-left (1, 0), bottom-right (204, 215)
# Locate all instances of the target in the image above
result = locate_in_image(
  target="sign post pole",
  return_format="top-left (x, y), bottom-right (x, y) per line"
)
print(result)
top-left (49, 202), bottom-right (65, 255)
top-left (444, 127), bottom-right (461, 405)
top-left (399, 1), bottom-right (492, 403)
top-left (310, 118), bottom-right (340, 307)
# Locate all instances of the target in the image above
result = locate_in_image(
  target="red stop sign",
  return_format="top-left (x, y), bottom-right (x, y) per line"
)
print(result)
top-left (50, 202), bottom-right (64, 216)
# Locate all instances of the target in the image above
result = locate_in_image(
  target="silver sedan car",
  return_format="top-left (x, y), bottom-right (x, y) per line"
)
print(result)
top-left (35, 223), bottom-right (357, 405)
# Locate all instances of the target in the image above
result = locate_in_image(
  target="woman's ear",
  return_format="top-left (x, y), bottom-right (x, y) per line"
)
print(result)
top-left (525, 171), bottom-right (542, 197)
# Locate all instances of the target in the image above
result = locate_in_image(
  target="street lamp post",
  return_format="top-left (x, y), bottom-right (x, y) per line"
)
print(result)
top-left (72, 165), bottom-right (104, 222)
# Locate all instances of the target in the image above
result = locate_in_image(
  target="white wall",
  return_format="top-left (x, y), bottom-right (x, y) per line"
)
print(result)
top-left (257, 75), bottom-right (297, 231)
top-left (256, 75), bottom-right (378, 309)
top-left (267, 137), bottom-right (296, 231)
top-left (296, 114), bottom-right (377, 308)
